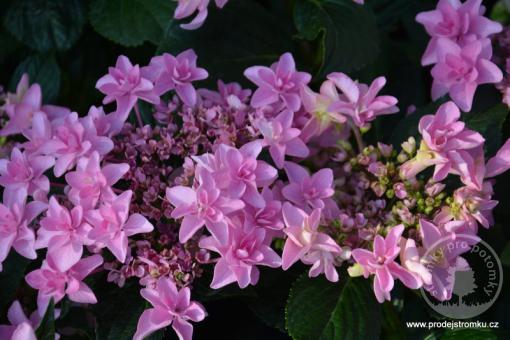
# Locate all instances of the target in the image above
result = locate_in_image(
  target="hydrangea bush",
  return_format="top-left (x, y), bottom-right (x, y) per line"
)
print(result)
top-left (1, 0), bottom-right (510, 339)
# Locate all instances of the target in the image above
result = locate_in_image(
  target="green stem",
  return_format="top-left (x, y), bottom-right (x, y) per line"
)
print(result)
top-left (134, 102), bottom-right (143, 127)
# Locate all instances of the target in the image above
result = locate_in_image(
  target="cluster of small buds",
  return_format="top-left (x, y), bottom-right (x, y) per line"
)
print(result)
top-left (326, 140), bottom-right (450, 249)
top-left (105, 227), bottom-right (208, 289)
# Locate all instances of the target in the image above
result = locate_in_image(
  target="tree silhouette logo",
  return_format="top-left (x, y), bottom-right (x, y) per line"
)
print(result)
top-left (420, 234), bottom-right (503, 319)
top-left (452, 269), bottom-right (477, 305)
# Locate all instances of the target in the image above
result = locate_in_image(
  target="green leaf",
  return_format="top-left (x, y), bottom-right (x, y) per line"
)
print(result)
top-left (500, 242), bottom-right (510, 267)
top-left (490, 1), bottom-right (510, 25)
top-left (158, 0), bottom-right (295, 84)
top-left (286, 274), bottom-right (381, 340)
top-left (89, 0), bottom-right (175, 47)
top-left (0, 252), bottom-right (30, 313)
top-left (36, 299), bottom-right (56, 340)
top-left (3, 0), bottom-right (86, 52)
top-left (381, 302), bottom-right (406, 340)
top-left (0, 29), bottom-right (22, 63)
top-left (10, 54), bottom-right (61, 103)
top-left (247, 268), bottom-right (297, 332)
top-left (94, 282), bottom-right (147, 340)
top-left (463, 104), bottom-right (509, 156)
top-left (294, 0), bottom-right (380, 77)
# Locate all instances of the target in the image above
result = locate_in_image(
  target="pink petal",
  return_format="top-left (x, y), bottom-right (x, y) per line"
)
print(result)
top-left (124, 214), bottom-right (154, 236)
top-left (210, 259), bottom-right (236, 289)
top-left (133, 308), bottom-right (173, 340)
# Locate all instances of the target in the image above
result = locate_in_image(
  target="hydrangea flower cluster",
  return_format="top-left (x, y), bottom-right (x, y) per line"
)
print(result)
top-left (1, 13), bottom-right (509, 339)
top-left (416, 0), bottom-right (503, 111)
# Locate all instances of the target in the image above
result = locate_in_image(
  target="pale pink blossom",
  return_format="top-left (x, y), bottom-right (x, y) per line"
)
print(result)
top-left (174, 0), bottom-right (229, 30)
top-left (0, 147), bottom-right (54, 201)
top-left (300, 82), bottom-right (347, 140)
top-left (21, 112), bottom-right (53, 156)
top-left (40, 113), bottom-right (110, 177)
top-left (142, 50), bottom-right (208, 106)
top-left (253, 110), bottom-right (309, 168)
top-left (281, 203), bottom-right (343, 282)
top-left (0, 189), bottom-right (46, 271)
top-left (0, 301), bottom-right (44, 340)
top-left (399, 238), bottom-right (432, 287)
top-left (431, 37), bottom-right (503, 111)
top-left (486, 138), bottom-right (510, 177)
top-left (35, 197), bottom-right (93, 272)
top-left (401, 101), bottom-right (485, 189)
top-left (25, 255), bottom-right (103, 315)
top-left (192, 142), bottom-right (277, 207)
top-left (244, 186), bottom-right (284, 231)
top-left (282, 161), bottom-right (335, 210)
top-left (418, 219), bottom-right (477, 301)
top-left (200, 224), bottom-right (281, 288)
top-left (244, 53), bottom-right (311, 112)
top-left (134, 277), bottom-right (206, 340)
top-left (166, 168), bottom-right (244, 243)
top-left (351, 225), bottom-right (421, 302)
top-left (416, 0), bottom-right (502, 65)
top-left (0, 79), bottom-right (42, 137)
top-left (199, 80), bottom-right (251, 108)
top-left (86, 190), bottom-right (154, 262)
top-left (96, 55), bottom-right (159, 119)
top-left (328, 73), bottom-right (398, 128)
top-left (65, 152), bottom-right (129, 209)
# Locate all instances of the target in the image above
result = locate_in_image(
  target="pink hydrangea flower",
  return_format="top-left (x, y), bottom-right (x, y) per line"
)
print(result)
top-left (166, 169), bottom-right (244, 243)
top-left (282, 161), bottom-right (335, 210)
top-left (399, 238), bottom-right (432, 287)
top-left (0, 321), bottom-right (35, 340)
top-left (418, 219), bottom-right (477, 301)
top-left (401, 101), bottom-right (485, 189)
top-left (80, 106), bottom-right (113, 138)
top-left (85, 190), bottom-right (154, 263)
top-left (200, 224), bottom-right (281, 288)
top-left (174, 0), bottom-right (229, 30)
top-left (40, 112), bottom-right (105, 177)
top-left (244, 186), bottom-right (284, 231)
top-left (0, 301), bottom-right (46, 340)
top-left (254, 110), bottom-right (309, 168)
top-left (0, 189), bottom-right (46, 271)
top-left (0, 80), bottom-right (42, 137)
top-left (65, 152), bottom-right (129, 209)
top-left (25, 255), bottom-right (103, 315)
top-left (486, 138), bottom-right (510, 178)
top-left (134, 277), bottom-right (206, 340)
top-left (244, 53), bottom-right (311, 112)
top-left (435, 183), bottom-right (498, 231)
top-left (96, 55), bottom-right (160, 118)
top-left (199, 80), bottom-right (252, 109)
top-left (416, 0), bottom-right (502, 65)
top-left (431, 38), bottom-right (503, 111)
top-left (0, 147), bottom-right (54, 201)
top-left (142, 50), bottom-right (208, 106)
top-left (327, 73), bottom-right (399, 128)
top-left (281, 203), bottom-right (343, 282)
top-left (35, 197), bottom-right (93, 272)
top-left (300, 81), bottom-right (347, 139)
top-left (192, 142), bottom-right (277, 207)
top-left (21, 112), bottom-right (53, 156)
top-left (351, 225), bottom-right (421, 302)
